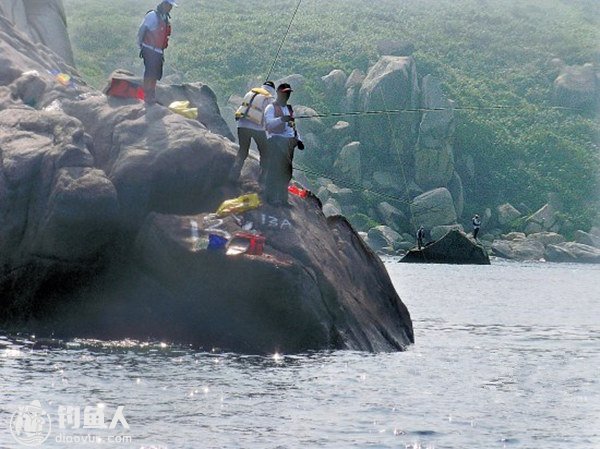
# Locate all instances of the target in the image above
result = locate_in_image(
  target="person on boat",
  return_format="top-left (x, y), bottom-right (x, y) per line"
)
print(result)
top-left (472, 214), bottom-right (482, 240)
top-left (229, 81), bottom-right (277, 184)
top-left (137, 0), bottom-right (177, 105)
top-left (263, 83), bottom-right (305, 206)
top-left (416, 225), bottom-right (425, 250)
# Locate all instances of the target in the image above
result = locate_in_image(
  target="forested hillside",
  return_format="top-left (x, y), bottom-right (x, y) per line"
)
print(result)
top-left (63, 0), bottom-right (599, 231)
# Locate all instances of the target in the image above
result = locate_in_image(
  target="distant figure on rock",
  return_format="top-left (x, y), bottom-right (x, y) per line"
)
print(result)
top-left (416, 225), bottom-right (425, 250)
top-left (472, 214), bottom-right (481, 240)
top-left (137, 0), bottom-right (177, 104)
top-left (263, 83), bottom-right (305, 206)
top-left (230, 81), bottom-right (276, 184)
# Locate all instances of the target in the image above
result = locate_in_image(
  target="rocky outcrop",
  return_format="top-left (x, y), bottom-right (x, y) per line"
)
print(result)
top-left (411, 187), bottom-right (457, 229)
top-left (0, 1), bottom-right (74, 66)
top-left (400, 230), bottom-right (490, 265)
top-left (334, 141), bottom-right (362, 180)
top-left (545, 242), bottom-right (600, 264)
top-left (414, 75), bottom-right (455, 190)
top-left (321, 69), bottom-right (347, 107)
top-left (492, 238), bottom-right (545, 261)
top-left (358, 56), bottom-right (420, 156)
top-left (490, 230), bottom-right (600, 264)
top-left (527, 231), bottom-right (566, 247)
top-left (430, 224), bottom-right (464, 241)
top-left (553, 62), bottom-right (599, 110)
top-left (497, 203), bottom-right (522, 226)
top-left (573, 230), bottom-right (600, 248)
top-left (366, 226), bottom-right (402, 252)
top-left (0, 17), bottom-right (413, 353)
top-left (524, 202), bottom-right (561, 234)
top-left (376, 201), bottom-right (409, 233)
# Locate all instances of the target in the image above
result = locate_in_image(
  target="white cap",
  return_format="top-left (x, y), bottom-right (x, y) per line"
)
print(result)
top-left (164, 0), bottom-right (178, 6)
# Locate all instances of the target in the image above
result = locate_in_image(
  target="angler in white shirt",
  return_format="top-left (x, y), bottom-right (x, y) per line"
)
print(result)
top-left (263, 83), bottom-right (305, 206)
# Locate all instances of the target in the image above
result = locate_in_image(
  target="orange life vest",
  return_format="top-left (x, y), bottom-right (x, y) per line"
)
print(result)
top-left (143, 11), bottom-right (171, 50)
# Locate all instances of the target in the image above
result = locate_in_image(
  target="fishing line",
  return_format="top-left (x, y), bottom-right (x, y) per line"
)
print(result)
top-left (265, 0), bottom-right (303, 82)
top-left (293, 105), bottom-right (582, 120)
top-left (294, 164), bottom-right (433, 212)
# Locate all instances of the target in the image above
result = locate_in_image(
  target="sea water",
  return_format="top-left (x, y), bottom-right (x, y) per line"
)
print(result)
top-left (1, 260), bottom-right (598, 448)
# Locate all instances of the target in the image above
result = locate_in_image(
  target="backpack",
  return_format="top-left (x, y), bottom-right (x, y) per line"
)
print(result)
top-left (235, 87), bottom-right (273, 125)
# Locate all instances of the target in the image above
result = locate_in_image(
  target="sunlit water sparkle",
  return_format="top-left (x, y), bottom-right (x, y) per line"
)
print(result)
top-left (1, 260), bottom-right (598, 448)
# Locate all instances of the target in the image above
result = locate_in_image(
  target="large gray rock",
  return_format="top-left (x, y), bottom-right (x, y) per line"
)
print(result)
top-left (293, 105), bottom-right (325, 134)
top-left (367, 225), bottom-right (402, 252)
top-left (491, 238), bottom-right (545, 261)
top-left (334, 141), bottom-right (362, 180)
top-left (0, 108), bottom-right (119, 262)
top-left (545, 242), bottom-right (600, 264)
top-left (447, 171), bottom-right (464, 218)
top-left (527, 232), bottom-right (566, 247)
top-left (553, 63), bottom-right (599, 110)
top-left (414, 75), bottom-right (455, 190)
top-left (0, 19), bottom-right (413, 353)
top-left (497, 203), bottom-right (522, 226)
top-left (377, 201), bottom-right (409, 233)
top-left (525, 203), bottom-right (560, 234)
top-left (358, 56), bottom-right (420, 156)
top-left (156, 80), bottom-right (235, 141)
top-left (411, 187), bottom-right (457, 229)
top-left (330, 120), bottom-right (352, 147)
top-left (0, 0), bottom-right (74, 66)
top-left (322, 197), bottom-right (342, 217)
top-left (342, 69), bottom-right (365, 139)
top-left (430, 224), bottom-right (464, 241)
top-left (322, 69), bottom-right (347, 90)
top-left (321, 69), bottom-right (347, 106)
top-left (573, 230), bottom-right (600, 248)
top-left (400, 230), bottom-right (489, 265)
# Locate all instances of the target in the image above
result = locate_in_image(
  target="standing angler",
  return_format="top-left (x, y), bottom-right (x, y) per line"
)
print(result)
top-left (472, 214), bottom-right (482, 240)
top-left (263, 83), bottom-right (305, 206)
top-left (230, 81), bottom-right (277, 184)
top-left (137, 0), bottom-right (177, 105)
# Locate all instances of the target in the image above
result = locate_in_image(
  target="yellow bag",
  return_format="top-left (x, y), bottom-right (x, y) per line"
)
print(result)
top-left (168, 100), bottom-right (198, 119)
top-left (216, 193), bottom-right (261, 217)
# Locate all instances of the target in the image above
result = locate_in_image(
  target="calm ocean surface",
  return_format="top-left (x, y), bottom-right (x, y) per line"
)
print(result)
top-left (1, 260), bottom-right (599, 449)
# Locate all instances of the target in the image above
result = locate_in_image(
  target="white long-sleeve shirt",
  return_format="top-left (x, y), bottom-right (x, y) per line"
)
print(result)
top-left (264, 103), bottom-right (300, 139)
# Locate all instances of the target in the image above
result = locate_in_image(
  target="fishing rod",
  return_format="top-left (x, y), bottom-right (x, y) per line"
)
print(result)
top-left (265, 0), bottom-right (303, 82)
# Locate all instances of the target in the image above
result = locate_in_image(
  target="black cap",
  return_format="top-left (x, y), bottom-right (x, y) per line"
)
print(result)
top-left (263, 80), bottom-right (275, 88)
top-left (277, 83), bottom-right (293, 93)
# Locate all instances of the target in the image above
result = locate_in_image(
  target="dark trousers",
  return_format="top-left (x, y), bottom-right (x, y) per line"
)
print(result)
top-left (142, 47), bottom-right (164, 103)
top-left (229, 127), bottom-right (269, 183)
top-left (264, 136), bottom-right (295, 205)
top-left (473, 227), bottom-right (480, 239)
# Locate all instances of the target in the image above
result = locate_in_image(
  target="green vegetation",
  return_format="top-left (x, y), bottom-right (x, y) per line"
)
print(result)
top-left (63, 0), bottom-right (599, 228)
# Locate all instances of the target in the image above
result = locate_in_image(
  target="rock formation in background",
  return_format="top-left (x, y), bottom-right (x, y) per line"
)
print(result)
top-left (552, 59), bottom-right (599, 110)
top-left (0, 0), bottom-right (74, 66)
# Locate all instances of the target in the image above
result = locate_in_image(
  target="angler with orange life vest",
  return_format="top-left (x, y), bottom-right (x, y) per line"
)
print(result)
top-left (230, 81), bottom-right (277, 184)
top-left (137, 0), bottom-right (176, 104)
top-left (263, 83), bottom-right (305, 206)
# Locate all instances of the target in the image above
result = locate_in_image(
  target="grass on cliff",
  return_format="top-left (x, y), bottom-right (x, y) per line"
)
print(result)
top-left (63, 0), bottom-right (599, 227)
